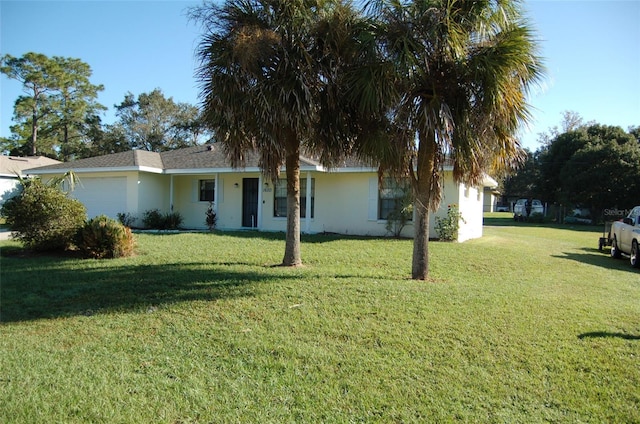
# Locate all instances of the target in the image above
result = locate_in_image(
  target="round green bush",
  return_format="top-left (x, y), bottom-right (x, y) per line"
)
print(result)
top-left (1, 178), bottom-right (86, 251)
top-left (77, 215), bottom-right (135, 259)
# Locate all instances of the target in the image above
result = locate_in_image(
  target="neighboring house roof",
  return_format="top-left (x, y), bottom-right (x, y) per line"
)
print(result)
top-left (0, 155), bottom-right (61, 177)
top-left (482, 175), bottom-right (499, 189)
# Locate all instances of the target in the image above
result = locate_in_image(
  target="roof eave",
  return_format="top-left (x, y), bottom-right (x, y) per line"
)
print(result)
top-left (26, 166), bottom-right (164, 175)
top-left (482, 175), bottom-right (499, 188)
top-left (165, 167), bottom-right (263, 175)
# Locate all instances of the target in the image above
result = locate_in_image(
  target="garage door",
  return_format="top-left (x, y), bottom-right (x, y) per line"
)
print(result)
top-left (71, 177), bottom-right (127, 220)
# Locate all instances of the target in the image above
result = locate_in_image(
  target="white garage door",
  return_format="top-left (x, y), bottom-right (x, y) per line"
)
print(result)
top-left (71, 177), bottom-right (127, 220)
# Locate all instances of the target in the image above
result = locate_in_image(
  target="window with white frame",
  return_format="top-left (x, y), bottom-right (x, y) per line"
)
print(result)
top-left (274, 178), bottom-right (315, 218)
top-left (199, 179), bottom-right (215, 202)
top-left (378, 177), bottom-right (411, 220)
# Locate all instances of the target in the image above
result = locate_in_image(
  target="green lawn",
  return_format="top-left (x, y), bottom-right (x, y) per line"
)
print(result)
top-left (1, 215), bottom-right (638, 423)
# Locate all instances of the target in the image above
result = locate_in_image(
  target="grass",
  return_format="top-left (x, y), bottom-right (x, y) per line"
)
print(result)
top-left (1, 214), bottom-right (639, 423)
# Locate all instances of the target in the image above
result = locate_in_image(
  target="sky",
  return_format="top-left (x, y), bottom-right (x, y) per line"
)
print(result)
top-left (1, 0), bottom-right (639, 152)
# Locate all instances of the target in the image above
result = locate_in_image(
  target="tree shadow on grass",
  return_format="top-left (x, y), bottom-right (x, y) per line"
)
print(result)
top-left (552, 248), bottom-right (639, 274)
top-left (0, 255), bottom-right (297, 323)
top-left (138, 229), bottom-right (393, 244)
top-left (578, 332), bottom-right (640, 341)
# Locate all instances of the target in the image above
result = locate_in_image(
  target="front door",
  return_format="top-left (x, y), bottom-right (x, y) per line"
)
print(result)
top-left (242, 178), bottom-right (259, 228)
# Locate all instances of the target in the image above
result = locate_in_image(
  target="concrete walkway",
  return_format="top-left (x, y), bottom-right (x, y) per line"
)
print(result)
top-left (0, 230), bottom-right (12, 241)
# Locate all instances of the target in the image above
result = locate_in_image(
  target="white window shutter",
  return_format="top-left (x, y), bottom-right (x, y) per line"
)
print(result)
top-left (217, 178), bottom-right (223, 203)
top-left (192, 179), bottom-right (198, 203)
top-left (368, 177), bottom-right (378, 221)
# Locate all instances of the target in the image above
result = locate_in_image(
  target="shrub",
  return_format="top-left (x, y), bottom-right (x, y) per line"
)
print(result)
top-left (142, 209), bottom-right (183, 230)
top-left (77, 215), bottom-right (135, 259)
top-left (142, 209), bottom-right (165, 229)
top-left (205, 201), bottom-right (217, 230)
top-left (435, 204), bottom-right (465, 241)
top-left (385, 192), bottom-right (413, 237)
top-left (164, 212), bottom-right (183, 230)
top-left (117, 212), bottom-right (136, 227)
top-left (0, 178), bottom-right (86, 251)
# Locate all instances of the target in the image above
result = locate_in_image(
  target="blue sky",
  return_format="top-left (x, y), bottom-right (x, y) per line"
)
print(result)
top-left (1, 0), bottom-right (639, 152)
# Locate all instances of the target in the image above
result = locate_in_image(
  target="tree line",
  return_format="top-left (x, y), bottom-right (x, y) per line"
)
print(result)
top-left (502, 112), bottom-right (640, 220)
top-left (0, 53), bottom-right (210, 160)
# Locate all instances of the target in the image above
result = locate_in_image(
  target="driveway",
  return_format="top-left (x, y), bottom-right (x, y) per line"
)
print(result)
top-left (0, 230), bottom-right (11, 241)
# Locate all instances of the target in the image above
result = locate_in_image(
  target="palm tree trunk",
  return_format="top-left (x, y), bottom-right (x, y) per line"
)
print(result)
top-left (282, 140), bottom-right (302, 266)
top-left (412, 197), bottom-right (430, 280)
top-left (411, 130), bottom-right (438, 280)
top-left (31, 104), bottom-right (38, 156)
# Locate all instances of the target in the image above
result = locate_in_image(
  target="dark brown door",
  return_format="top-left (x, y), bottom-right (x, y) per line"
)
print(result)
top-left (242, 178), bottom-right (259, 228)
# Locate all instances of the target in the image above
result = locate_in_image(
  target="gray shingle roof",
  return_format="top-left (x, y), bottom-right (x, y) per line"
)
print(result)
top-left (161, 144), bottom-right (239, 169)
top-left (26, 143), bottom-right (373, 174)
top-left (25, 150), bottom-right (164, 172)
top-left (160, 144), bottom-right (328, 170)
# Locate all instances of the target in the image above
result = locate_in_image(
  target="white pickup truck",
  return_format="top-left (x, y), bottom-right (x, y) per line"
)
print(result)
top-left (610, 206), bottom-right (640, 268)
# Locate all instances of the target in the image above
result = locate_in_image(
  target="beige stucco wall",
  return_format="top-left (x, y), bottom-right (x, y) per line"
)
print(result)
top-left (172, 172), bottom-right (266, 231)
top-left (455, 183), bottom-right (484, 242)
top-left (138, 173), bottom-right (170, 216)
top-left (39, 171), bottom-right (170, 226)
top-left (37, 168), bottom-right (485, 241)
top-left (172, 174), bottom-right (213, 230)
top-left (483, 189), bottom-right (496, 212)
top-left (170, 169), bottom-right (487, 241)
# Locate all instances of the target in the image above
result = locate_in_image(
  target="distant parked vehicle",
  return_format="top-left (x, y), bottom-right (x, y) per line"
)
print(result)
top-left (513, 199), bottom-right (543, 221)
top-left (610, 206), bottom-right (640, 268)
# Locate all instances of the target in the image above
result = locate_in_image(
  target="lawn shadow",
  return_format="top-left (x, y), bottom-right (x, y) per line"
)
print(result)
top-left (0, 255), bottom-right (297, 323)
top-left (138, 229), bottom-right (390, 244)
top-left (483, 215), bottom-right (602, 233)
top-left (552, 248), bottom-right (639, 274)
top-left (137, 229), bottom-right (285, 242)
top-left (483, 216), bottom-right (519, 227)
top-left (578, 331), bottom-right (640, 341)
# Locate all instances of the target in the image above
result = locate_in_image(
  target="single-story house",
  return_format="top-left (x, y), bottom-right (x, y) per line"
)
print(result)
top-left (0, 155), bottom-right (61, 207)
top-left (26, 144), bottom-right (497, 242)
top-left (483, 187), bottom-right (501, 213)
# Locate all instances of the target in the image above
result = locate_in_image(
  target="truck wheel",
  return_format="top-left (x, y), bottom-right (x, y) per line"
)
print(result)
top-left (611, 237), bottom-right (622, 259)
top-left (631, 240), bottom-right (639, 268)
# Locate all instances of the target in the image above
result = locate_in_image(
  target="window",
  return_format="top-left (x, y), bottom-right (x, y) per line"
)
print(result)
top-left (378, 177), bottom-right (411, 220)
top-left (274, 178), bottom-right (315, 218)
top-left (199, 179), bottom-right (215, 202)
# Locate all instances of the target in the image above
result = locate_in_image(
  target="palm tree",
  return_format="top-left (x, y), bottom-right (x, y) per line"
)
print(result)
top-left (364, 0), bottom-right (544, 279)
top-left (191, 0), bottom-right (375, 266)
